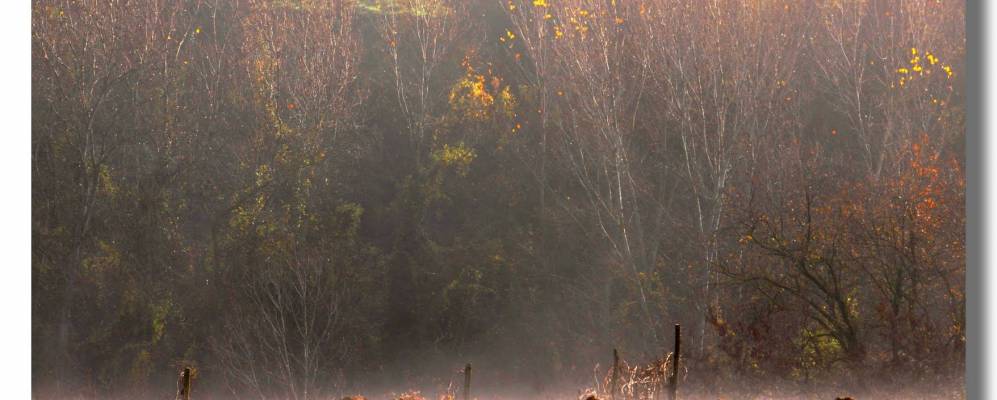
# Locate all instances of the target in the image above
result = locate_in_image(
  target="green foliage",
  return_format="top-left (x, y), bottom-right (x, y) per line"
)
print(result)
top-left (432, 142), bottom-right (476, 176)
top-left (796, 328), bottom-right (844, 372)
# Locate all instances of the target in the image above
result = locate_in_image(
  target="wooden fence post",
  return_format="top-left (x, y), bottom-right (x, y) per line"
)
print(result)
top-left (668, 324), bottom-right (681, 400)
top-left (464, 363), bottom-right (472, 400)
top-left (610, 348), bottom-right (619, 400)
top-left (176, 367), bottom-right (192, 400)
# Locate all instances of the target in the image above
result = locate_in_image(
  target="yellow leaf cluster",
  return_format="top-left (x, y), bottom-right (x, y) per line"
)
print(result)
top-left (433, 142), bottom-right (477, 176)
top-left (894, 47), bottom-right (953, 88)
top-left (449, 57), bottom-right (518, 122)
top-left (450, 72), bottom-right (495, 120)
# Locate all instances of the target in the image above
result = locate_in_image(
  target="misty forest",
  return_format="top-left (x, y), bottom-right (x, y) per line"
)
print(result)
top-left (31, 0), bottom-right (966, 399)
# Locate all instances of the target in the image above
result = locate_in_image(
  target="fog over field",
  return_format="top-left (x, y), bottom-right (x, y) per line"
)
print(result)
top-left (31, 0), bottom-right (965, 399)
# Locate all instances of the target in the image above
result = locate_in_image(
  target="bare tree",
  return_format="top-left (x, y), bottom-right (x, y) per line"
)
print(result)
top-left (637, 0), bottom-right (810, 355)
top-left (810, 0), bottom-right (963, 180)
top-left (519, 0), bottom-right (665, 343)
top-left (214, 251), bottom-right (358, 400)
top-left (379, 0), bottom-right (468, 166)
top-left (211, 3), bottom-right (368, 398)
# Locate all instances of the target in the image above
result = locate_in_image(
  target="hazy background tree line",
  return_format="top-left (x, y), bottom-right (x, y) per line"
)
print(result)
top-left (32, 0), bottom-right (964, 398)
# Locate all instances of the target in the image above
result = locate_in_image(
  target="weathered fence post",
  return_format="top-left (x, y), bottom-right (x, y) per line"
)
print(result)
top-left (463, 363), bottom-right (472, 400)
top-left (609, 348), bottom-right (619, 400)
top-left (610, 348), bottom-right (619, 400)
top-left (668, 324), bottom-right (681, 400)
top-left (176, 367), bottom-right (192, 400)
